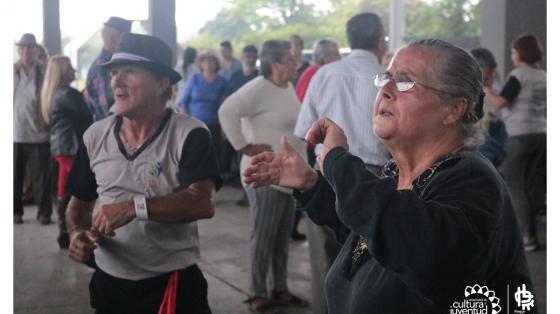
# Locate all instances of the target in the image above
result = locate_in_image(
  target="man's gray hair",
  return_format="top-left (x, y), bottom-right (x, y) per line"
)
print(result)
top-left (260, 40), bottom-right (291, 78)
top-left (405, 39), bottom-right (485, 147)
top-left (313, 39), bottom-right (339, 66)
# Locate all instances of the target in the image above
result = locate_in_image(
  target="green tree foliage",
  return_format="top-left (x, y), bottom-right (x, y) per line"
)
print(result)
top-left (406, 0), bottom-right (480, 37)
top-left (183, 0), bottom-right (479, 55)
top-left (188, 0), bottom-right (327, 53)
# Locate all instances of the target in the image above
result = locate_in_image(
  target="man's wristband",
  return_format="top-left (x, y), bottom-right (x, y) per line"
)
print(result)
top-left (133, 197), bottom-right (149, 220)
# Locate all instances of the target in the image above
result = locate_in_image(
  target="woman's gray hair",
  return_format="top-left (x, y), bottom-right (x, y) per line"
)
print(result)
top-left (312, 39), bottom-right (339, 66)
top-left (405, 39), bottom-right (485, 147)
top-left (260, 40), bottom-right (291, 78)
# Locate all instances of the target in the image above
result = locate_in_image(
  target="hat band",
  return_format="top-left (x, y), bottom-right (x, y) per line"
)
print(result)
top-left (111, 52), bottom-right (151, 62)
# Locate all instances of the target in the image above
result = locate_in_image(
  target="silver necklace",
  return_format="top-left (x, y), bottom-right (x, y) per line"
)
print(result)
top-left (120, 130), bottom-right (142, 152)
top-left (119, 112), bottom-right (165, 153)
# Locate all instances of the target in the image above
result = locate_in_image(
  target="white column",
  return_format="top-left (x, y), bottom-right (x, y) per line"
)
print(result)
top-left (480, 0), bottom-right (507, 79)
top-left (481, 0), bottom-right (546, 77)
top-left (43, 0), bottom-right (61, 55)
top-left (389, 0), bottom-right (406, 53)
top-left (148, 0), bottom-right (177, 59)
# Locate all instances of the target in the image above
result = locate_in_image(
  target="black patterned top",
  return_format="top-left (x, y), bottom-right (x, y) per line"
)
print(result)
top-left (294, 147), bottom-right (534, 313)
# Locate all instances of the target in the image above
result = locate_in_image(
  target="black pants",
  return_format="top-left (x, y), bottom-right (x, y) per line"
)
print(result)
top-left (206, 124), bottom-right (222, 158)
top-left (500, 133), bottom-right (546, 239)
top-left (90, 264), bottom-right (211, 314)
top-left (13, 142), bottom-right (52, 217)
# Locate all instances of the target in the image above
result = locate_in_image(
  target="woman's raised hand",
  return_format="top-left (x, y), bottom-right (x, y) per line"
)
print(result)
top-left (243, 135), bottom-right (318, 190)
top-left (306, 117), bottom-right (349, 173)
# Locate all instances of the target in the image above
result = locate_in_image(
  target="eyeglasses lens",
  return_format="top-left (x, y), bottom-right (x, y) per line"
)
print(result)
top-left (374, 74), bottom-right (415, 92)
top-left (395, 81), bottom-right (414, 92)
top-left (374, 74), bottom-right (389, 88)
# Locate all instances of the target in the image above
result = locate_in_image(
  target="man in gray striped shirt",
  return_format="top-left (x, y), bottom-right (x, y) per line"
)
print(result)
top-left (66, 33), bottom-right (220, 313)
top-left (293, 12), bottom-right (390, 314)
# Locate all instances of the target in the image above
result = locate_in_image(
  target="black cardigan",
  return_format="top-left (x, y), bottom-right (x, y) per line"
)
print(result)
top-left (49, 86), bottom-right (93, 156)
top-left (295, 147), bottom-right (534, 313)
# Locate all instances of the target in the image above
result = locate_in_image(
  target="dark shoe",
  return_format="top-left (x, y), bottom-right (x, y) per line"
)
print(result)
top-left (523, 236), bottom-right (539, 252)
top-left (291, 231), bottom-right (306, 241)
top-left (57, 232), bottom-right (70, 249)
top-left (38, 215), bottom-right (52, 225)
top-left (244, 296), bottom-right (279, 313)
top-left (14, 215), bottom-right (23, 224)
top-left (524, 242), bottom-right (538, 252)
top-left (270, 291), bottom-right (309, 307)
top-left (235, 195), bottom-right (249, 207)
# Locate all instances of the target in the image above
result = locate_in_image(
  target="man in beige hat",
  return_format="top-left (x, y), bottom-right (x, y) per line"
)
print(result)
top-left (13, 33), bottom-right (52, 225)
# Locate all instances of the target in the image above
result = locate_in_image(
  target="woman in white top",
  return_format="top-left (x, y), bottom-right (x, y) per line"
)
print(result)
top-left (484, 33), bottom-right (546, 252)
top-left (218, 40), bottom-right (309, 312)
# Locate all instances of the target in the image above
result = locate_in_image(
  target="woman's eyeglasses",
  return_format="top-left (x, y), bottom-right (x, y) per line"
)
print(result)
top-left (373, 73), bottom-right (458, 98)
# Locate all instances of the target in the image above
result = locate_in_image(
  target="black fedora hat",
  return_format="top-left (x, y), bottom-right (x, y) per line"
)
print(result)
top-left (16, 33), bottom-right (38, 46)
top-left (101, 33), bottom-right (182, 84)
top-left (104, 16), bottom-right (132, 33)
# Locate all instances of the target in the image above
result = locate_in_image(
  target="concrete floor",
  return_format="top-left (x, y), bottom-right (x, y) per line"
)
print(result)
top-left (14, 185), bottom-right (546, 313)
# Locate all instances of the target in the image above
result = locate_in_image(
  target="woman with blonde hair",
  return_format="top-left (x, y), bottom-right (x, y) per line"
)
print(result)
top-left (41, 55), bottom-right (92, 248)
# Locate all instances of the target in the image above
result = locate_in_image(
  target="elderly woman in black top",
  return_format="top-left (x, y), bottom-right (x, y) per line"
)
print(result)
top-left (243, 39), bottom-right (534, 313)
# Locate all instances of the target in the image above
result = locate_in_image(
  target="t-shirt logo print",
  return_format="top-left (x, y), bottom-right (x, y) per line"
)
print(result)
top-left (450, 284), bottom-right (501, 314)
top-left (148, 162), bottom-right (162, 188)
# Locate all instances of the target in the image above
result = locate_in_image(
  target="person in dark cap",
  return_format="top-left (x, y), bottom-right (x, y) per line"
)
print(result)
top-left (13, 33), bottom-right (53, 225)
top-left (66, 33), bottom-right (221, 314)
top-left (85, 16), bottom-right (132, 121)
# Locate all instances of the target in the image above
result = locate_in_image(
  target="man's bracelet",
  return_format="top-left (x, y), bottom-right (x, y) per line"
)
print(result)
top-left (133, 196), bottom-right (149, 220)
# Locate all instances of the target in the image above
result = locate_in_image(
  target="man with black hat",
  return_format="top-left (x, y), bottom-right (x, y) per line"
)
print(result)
top-left (66, 33), bottom-right (221, 313)
top-left (85, 16), bottom-right (131, 121)
top-left (13, 33), bottom-right (53, 225)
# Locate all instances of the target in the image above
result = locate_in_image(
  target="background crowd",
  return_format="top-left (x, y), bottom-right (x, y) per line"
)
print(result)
top-left (13, 11), bottom-right (546, 314)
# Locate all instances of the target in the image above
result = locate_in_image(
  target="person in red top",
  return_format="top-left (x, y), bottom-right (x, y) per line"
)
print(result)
top-left (295, 39), bottom-right (341, 102)
top-left (292, 39), bottom-right (342, 241)
top-left (295, 39), bottom-right (342, 166)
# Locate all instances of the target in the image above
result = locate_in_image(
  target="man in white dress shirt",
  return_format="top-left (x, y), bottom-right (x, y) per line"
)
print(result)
top-left (293, 12), bottom-right (391, 314)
